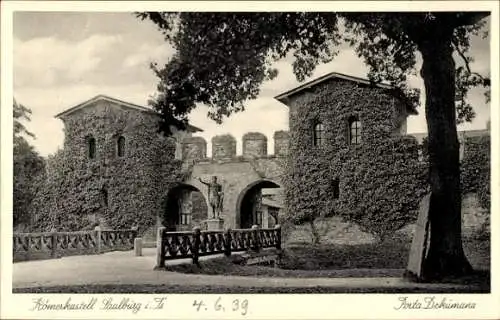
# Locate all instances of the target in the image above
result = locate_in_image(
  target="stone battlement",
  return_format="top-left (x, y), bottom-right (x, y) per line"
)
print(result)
top-left (181, 131), bottom-right (289, 161)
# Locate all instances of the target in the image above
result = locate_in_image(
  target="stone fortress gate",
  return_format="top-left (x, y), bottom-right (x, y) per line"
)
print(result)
top-left (165, 131), bottom-right (288, 231)
top-left (52, 94), bottom-right (287, 235)
top-left (52, 87), bottom-right (488, 238)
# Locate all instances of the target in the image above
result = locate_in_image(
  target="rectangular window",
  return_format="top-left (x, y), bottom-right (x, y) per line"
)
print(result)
top-left (332, 178), bottom-right (340, 199)
top-left (348, 117), bottom-right (361, 145)
top-left (117, 136), bottom-right (125, 157)
top-left (88, 137), bottom-right (96, 159)
top-left (180, 212), bottom-right (191, 225)
top-left (314, 122), bottom-right (325, 147)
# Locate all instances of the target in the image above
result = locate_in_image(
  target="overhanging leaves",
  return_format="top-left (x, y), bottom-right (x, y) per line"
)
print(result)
top-left (137, 12), bottom-right (490, 135)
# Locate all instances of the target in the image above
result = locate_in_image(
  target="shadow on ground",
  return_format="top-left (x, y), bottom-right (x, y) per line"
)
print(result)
top-left (281, 235), bottom-right (490, 271)
top-left (13, 274), bottom-right (490, 294)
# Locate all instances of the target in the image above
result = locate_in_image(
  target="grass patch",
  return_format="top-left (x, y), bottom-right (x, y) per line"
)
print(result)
top-left (463, 237), bottom-right (490, 270)
top-left (280, 236), bottom-right (410, 270)
top-left (164, 255), bottom-right (404, 278)
top-left (281, 235), bottom-right (489, 271)
top-left (162, 235), bottom-right (489, 280)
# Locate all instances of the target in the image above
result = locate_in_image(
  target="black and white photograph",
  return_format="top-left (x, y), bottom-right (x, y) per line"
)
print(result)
top-left (1, 1), bottom-right (498, 319)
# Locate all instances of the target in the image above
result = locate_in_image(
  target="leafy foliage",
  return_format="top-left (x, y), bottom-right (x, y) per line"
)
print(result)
top-left (282, 80), bottom-right (428, 240)
top-left (30, 104), bottom-right (183, 233)
top-left (461, 135), bottom-right (490, 209)
top-left (420, 134), bottom-right (490, 210)
top-left (137, 12), bottom-right (342, 133)
top-left (137, 12), bottom-right (489, 133)
top-left (13, 100), bottom-right (45, 229)
top-left (14, 99), bottom-right (35, 142)
top-left (138, 12), bottom-right (491, 278)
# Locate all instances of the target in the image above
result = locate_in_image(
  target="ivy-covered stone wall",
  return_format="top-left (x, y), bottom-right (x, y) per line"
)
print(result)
top-left (283, 78), bottom-right (428, 240)
top-left (25, 90), bottom-right (488, 244)
top-left (461, 135), bottom-right (490, 210)
top-left (31, 100), bottom-right (183, 234)
top-left (182, 136), bottom-right (207, 161)
top-left (460, 135), bottom-right (490, 238)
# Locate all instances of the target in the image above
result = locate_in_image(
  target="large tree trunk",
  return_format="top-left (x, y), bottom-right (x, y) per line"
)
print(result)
top-left (418, 28), bottom-right (473, 281)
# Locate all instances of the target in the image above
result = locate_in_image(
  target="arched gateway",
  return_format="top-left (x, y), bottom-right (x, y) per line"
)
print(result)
top-left (163, 184), bottom-right (208, 231)
top-left (236, 180), bottom-right (281, 229)
top-left (177, 132), bottom-right (286, 230)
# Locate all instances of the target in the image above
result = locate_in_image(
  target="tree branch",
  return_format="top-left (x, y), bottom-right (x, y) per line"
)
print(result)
top-left (451, 38), bottom-right (491, 86)
top-left (450, 12), bottom-right (490, 28)
top-left (451, 38), bottom-right (472, 75)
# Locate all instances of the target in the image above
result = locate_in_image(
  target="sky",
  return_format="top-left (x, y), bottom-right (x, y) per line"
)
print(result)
top-left (13, 12), bottom-right (491, 157)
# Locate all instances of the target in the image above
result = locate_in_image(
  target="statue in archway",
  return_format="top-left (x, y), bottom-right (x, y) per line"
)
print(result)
top-left (197, 176), bottom-right (224, 219)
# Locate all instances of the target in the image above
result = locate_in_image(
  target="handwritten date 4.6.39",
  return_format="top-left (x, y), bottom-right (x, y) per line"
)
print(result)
top-left (193, 297), bottom-right (249, 315)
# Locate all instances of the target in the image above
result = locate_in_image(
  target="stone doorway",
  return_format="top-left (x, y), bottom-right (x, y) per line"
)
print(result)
top-left (237, 180), bottom-right (281, 229)
top-left (163, 184), bottom-right (208, 231)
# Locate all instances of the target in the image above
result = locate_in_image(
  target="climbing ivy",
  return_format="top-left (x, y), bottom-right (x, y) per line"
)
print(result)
top-left (410, 133), bottom-right (489, 210)
top-left (283, 79), bottom-right (429, 240)
top-left (30, 104), bottom-right (183, 234)
top-left (461, 135), bottom-right (490, 210)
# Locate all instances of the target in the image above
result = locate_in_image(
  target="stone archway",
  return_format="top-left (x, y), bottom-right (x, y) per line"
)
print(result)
top-left (236, 179), bottom-right (281, 229)
top-left (163, 184), bottom-right (208, 231)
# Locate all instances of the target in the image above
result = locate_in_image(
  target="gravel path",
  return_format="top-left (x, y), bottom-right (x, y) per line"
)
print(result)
top-left (12, 249), bottom-right (483, 291)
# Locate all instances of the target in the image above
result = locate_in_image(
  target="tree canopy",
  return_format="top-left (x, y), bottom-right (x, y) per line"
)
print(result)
top-left (137, 11), bottom-right (491, 281)
top-left (14, 99), bottom-right (35, 145)
top-left (137, 12), bottom-right (489, 134)
top-left (13, 100), bottom-right (45, 230)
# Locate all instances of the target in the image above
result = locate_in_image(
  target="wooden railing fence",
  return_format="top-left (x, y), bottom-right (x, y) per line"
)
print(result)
top-left (13, 227), bottom-right (137, 262)
top-left (155, 224), bottom-right (281, 268)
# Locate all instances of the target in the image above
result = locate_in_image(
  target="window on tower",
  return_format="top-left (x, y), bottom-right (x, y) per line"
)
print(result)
top-left (117, 136), bottom-right (125, 157)
top-left (348, 116), bottom-right (361, 145)
top-left (313, 122), bottom-right (325, 147)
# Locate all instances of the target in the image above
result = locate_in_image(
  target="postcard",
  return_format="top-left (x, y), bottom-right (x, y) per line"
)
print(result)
top-left (1, 1), bottom-right (498, 319)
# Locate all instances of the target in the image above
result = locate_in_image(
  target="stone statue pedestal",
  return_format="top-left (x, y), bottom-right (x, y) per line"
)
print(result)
top-left (205, 218), bottom-right (224, 231)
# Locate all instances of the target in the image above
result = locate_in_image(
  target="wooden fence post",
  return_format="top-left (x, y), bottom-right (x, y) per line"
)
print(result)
top-left (252, 225), bottom-right (260, 252)
top-left (131, 225), bottom-right (139, 253)
top-left (94, 225), bottom-right (102, 254)
top-left (224, 228), bottom-right (232, 257)
top-left (275, 224), bottom-right (282, 250)
top-left (50, 227), bottom-right (57, 258)
top-left (192, 227), bottom-right (201, 265)
top-left (155, 226), bottom-right (166, 269)
top-left (134, 238), bottom-right (143, 256)
top-left (26, 235), bottom-right (31, 261)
